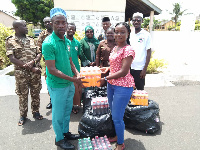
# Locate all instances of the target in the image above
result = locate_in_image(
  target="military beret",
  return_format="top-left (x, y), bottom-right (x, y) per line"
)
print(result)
top-left (102, 16), bottom-right (110, 22)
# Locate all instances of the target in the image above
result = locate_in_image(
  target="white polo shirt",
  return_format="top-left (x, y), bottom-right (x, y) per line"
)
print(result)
top-left (130, 29), bottom-right (152, 70)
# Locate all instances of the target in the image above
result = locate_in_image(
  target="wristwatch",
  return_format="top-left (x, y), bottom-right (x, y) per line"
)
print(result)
top-left (104, 77), bottom-right (107, 81)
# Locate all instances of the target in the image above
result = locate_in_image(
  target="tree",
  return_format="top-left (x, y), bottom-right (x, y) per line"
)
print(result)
top-left (153, 19), bottom-right (160, 31)
top-left (170, 3), bottom-right (187, 28)
top-left (142, 18), bottom-right (160, 30)
top-left (142, 18), bottom-right (150, 28)
top-left (195, 20), bottom-right (200, 30)
top-left (11, 0), bottom-right (54, 27)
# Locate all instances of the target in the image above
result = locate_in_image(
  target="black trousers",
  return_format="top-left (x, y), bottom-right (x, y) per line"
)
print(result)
top-left (130, 69), bottom-right (145, 90)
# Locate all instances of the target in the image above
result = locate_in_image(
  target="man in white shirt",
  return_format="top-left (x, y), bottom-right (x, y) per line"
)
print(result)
top-left (130, 12), bottom-right (152, 90)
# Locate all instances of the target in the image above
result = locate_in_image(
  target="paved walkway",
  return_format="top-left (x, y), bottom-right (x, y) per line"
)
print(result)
top-left (1, 85), bottom-right (200, 150)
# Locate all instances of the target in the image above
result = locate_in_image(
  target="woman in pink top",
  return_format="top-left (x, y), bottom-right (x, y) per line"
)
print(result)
top-left (99, 22), bottom-right (135, 150)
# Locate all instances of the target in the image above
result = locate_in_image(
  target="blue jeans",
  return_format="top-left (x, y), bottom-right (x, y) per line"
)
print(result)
top-left (47, 83), bottom-right (75, 142)
top-left (107, 82), bottom-right (133, 144)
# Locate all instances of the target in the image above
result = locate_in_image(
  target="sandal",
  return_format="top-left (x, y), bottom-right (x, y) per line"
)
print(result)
top-left (18, 117), bottom-right (26, 126)
top-left (114, 143), bottom-right (125, 150)
top-left (33, 112), bottom-right (43, 120)
top-left (108, 136), bottom-right (117, 143)
top-left (72, 106), bottom-right (79, 114)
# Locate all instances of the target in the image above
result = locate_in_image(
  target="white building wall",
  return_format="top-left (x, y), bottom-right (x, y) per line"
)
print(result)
top-left (0, 12), bottom-right (16, 27)
top-left (66, 10), bottom-right (125, 37)
top-left (54, 0), bottom-right (126, 12)
top-left (54, 0), bottom-right (126, 36)
top-left (150, 31), bottom-right (200, 75)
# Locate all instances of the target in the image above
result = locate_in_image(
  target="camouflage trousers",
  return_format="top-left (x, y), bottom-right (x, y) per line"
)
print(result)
top-left (15, 70), bottom-right (42, 117)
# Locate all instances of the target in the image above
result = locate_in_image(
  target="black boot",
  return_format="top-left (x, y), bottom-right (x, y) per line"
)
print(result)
top-left (46, 98), bottom-right (52, 109)
top-left (55, 139), bottom-right (75, 150)
top-left (64, 132), bottom-right (80, 140)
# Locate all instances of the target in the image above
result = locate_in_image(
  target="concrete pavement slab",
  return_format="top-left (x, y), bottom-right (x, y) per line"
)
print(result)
top-left (0, 84), bottom-right (200, 150)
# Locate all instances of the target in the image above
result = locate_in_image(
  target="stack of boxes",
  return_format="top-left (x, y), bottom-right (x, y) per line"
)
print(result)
top-left (80, 67), bottom-right (101, 87)
top-left (131, 90), bottom-right (148, 106)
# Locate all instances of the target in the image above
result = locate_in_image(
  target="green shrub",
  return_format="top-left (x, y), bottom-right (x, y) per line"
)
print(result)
top-left (6, 70), bottom-right (14, 76)
top-left (175, 26), bottom-right (180, 31)
top-left (147, 52), bottom-right (167, 74)
top-left (74, 31), bottom-right (85, 41)
top-left (168, 26), bottom-right (175, 31)
top-left (195, 24), bottom-right (200, 30)
top-left (27, 24), bottom-right (35, 37)
top-left (40, 58), bottom-right (46, 76)
top-left (0, 23), bottom-right (14, 69)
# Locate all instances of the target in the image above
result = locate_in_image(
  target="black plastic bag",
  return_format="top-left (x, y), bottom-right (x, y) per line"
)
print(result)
top-left (83, 89), bottom-right (95, 111)
top-left (124, 100), bottom-right (160, 134)
top-left (78, 108), bottom-right (116, 138)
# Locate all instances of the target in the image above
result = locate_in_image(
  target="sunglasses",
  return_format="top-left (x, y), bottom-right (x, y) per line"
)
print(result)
top-left (86, 31), bottom-right (93, 33)
top-left (132, 19), bottom-right (142, 22)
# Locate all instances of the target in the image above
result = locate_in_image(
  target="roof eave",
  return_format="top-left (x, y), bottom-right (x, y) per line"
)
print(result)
top-left (142, 0), bottom-right (162, 14)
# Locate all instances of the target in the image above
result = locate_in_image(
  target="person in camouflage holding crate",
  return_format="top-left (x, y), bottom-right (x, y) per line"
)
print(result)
top-left (6, 20), bottom-right (43, 126)
top-left (37, 16), bottom-right (53, 109)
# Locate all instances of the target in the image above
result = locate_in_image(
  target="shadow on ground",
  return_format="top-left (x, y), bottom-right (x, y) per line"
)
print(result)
top-left (22, 118), bottom-right (52, 135)
top-left (124, 138), bottom-right (146, 150)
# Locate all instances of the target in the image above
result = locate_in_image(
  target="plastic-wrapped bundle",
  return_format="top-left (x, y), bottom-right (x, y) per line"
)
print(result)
top-left (78, 108), bottom-right (116, 138)
top-left (124, 100), bottom-right (161, 134)
top-left (91, 97), bottom-right (109, 116)
top-left (82, 87), bottom-right (107, 113)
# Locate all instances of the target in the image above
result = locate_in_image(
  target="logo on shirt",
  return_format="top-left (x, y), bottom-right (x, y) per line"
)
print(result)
top-left (75, 46), bottom-right (78, 51)
top-left (138, 38), bottom-right (144, 43)
top-left (67, 45), bottom-right (70, 52)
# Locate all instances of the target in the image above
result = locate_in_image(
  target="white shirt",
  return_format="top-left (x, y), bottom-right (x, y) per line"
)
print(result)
top-left (130, 29), bottom-right (152, 70)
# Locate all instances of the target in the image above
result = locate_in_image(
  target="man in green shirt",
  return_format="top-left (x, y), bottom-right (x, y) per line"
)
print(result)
top-left (66, 23), bottom-right (82, 114)
top-left (42, 8), bottom-right (84, 150)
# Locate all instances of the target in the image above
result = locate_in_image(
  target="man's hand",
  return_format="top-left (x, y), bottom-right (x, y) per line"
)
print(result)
top-left (31, 67), bottom-right (41, 74)
top-left (89, 62), bottom-right (95, 66)
top-left (73, 76), bottom-right (88, 86)
top-left (77, 73), bottom-right (81, 78)
top-left (140, 69), bottom-right (146, 79)
top-left (23, 60), bottom-right (35, 70)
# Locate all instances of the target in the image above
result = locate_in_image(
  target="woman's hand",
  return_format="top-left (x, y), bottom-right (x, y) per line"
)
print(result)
top-left (97, 78), bottom-right (106, 86)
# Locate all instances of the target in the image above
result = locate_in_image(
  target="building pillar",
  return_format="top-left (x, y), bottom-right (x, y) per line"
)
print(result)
top-left (128, 18), bottom-right (131, 26)
top-left (149, 11), bottom-right (154, 32)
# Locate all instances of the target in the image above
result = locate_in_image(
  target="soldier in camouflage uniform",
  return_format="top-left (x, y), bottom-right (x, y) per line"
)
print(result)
top-left (37, 16), bottom-right (53, 109)
top-left (37, 17), bottom-right (53, 52)
top-left (6, 20), bottom-right (43, 126)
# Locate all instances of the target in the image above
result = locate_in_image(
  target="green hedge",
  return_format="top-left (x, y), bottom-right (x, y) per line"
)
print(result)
top-left (147, 51), bottom-right (167, 74)
top-left (0, 23), bottom-right (14, 69)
